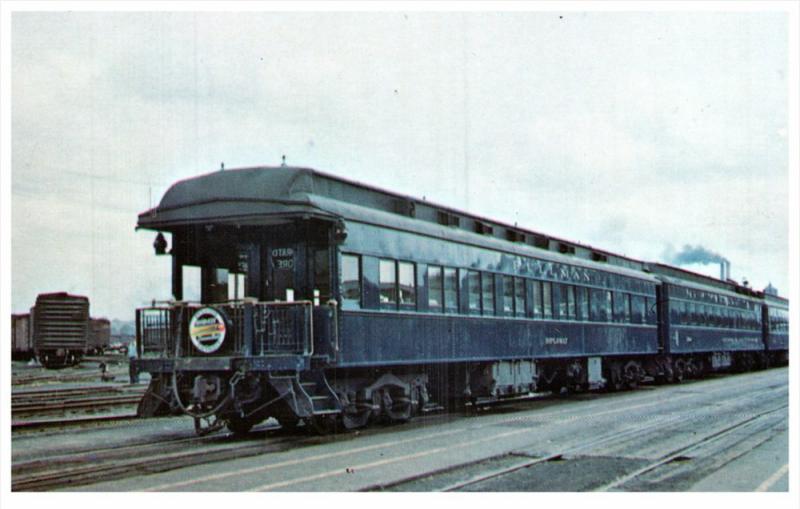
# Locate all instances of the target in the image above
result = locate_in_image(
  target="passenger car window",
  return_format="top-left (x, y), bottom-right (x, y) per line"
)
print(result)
top-left (341, 254), bottom-right (361, 309)
top-left (590, 289), bottom-right (611, 322)
top-left (542, 282), bottom-right (553, 319)
top-left (398, 262), bottom-right (416, 308)
top-left (631, 295), bottom-right (645, 324)
top-left (514, 277), bottom-right (526, 317)
top-left (468, 271), bottom-right (481, 314)
top-left (182, 265), bottom-right (201, 302)
top-left (612, 292), bottom-right (624, 323)
top-left (379, 259), bottom-right (397, 306)
top-left (444, 268), bottom-right (458, 313)
top-left (227, 273), bottom-right (246, 301)
top-left (567, 285), bottom-right (576, 320)
top-left (557, 284), bottom-right (568, 319)
top-left (313, 249), bottom-right (331, 302)
top-left (208, 268), bottom-right (229, 303)
top-left (624, 294), bottom-right (632, 322)
top-left (428, 266), bottom-right (443, 311)
top-left (503, 276), bottom-right (514, 315)
top-left (482, 273), bottom-right (495, 315)
top-left (579, 287), bottom-right (589, 321)
top-left (645, 298), bottom-right (656, 324)
top-left (532, 281), bottom-right (543, 319)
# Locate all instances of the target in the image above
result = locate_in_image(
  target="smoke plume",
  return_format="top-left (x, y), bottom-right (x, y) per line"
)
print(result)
top-left (667, 244), bottom-right (727, 266)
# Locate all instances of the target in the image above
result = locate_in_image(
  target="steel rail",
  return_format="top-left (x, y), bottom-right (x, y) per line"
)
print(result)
top-left (593, 403), bottom-right (788, 491)
top-left (437, 401), bottom-right (787, 492)
top-left (12, 414), bottom-right (139, 431)
top-left (12, 422), bottom-right (289, 491)
top-left (353, 381), bottom-right (786, 492)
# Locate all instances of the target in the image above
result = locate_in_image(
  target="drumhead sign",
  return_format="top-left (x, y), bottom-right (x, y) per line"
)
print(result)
top-left (189, 307), bottom-right (227, 353)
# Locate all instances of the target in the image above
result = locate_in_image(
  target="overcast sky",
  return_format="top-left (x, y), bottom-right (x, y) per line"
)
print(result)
top-left (11, 10), bottom-right (790, 320)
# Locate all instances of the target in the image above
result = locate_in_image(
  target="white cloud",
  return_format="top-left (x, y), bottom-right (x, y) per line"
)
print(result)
top-left (11, 11), bottom-right (791, 317)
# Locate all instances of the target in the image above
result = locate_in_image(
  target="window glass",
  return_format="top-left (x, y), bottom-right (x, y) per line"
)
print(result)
top-left (341, 254), bottom-right (361, 309)
top-left (542, 282), bottom-right (553, 319)
top-left (482, 273), bottom-right (495, 315)
top-left (567, 285), bottom-right (576, 320)
top-left (208, 268), bottom-right (228, 303)
top-left (398, 262), bottom-right (416, 307)
top-left (605, 291), bottom-right (613, 322)
top-left (590, 289), bottom-right (604, 322)
top-left (670, 299), bottom-right (680, 323)
top-left (624, 294), bottom-right (632, 322)
top-left (444, 268), bottom-right (458, 313)
top-left (503, 276), bottom-right (514, 315)
top-left (645, 297), bottom-right (656, 324)
top-left (580, 287), bottom-right (590, 321)
top-left (557, 284), bottom-right (568, 320)
top-left (468, 271), bottom-right (481, 314)
top-left (532, 281), bottom-right (543, 319)
top-left (428, 266), bottom-right (443, 311)
top-left (313, 249), bottom-right (331, 302)
top-left (182, 265), bottom-right (201, 302)
top-left (514, 277), bottom-right (526, 317)
top-left (379, 259), bottom-right (397, 306)
top-left (631, 295), bottom-right (644, 324)
top-left (228, 273), bottom-right (246, 300)
top-left (612, 292), bottom-right (624, 323)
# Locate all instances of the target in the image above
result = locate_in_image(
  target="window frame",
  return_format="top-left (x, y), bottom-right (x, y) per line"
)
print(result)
top-left (542, 281), bottom-right (553, 319)
top-left (398, 261), bottom-right (417, 310)
top-left (502, 275), bottom-right (514, 316)
top-left (514, 277), bottom-right (526, 318)
top-left (427, 265), bottom-right (444, 312)
top-left (378, 258), bottom-right (398, 309)
top-left (340, 253), bottom-right (362, 309)
top-left (482, 272), bottom-right (496, 316)
top-left (467, 270), bottom-right (481, 315)
top-left (444, 267), bottom-right (459, 314)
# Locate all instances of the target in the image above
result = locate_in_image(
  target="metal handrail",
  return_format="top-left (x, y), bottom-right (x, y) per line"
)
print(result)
top-left (137, 300), bottom-right (320, 358)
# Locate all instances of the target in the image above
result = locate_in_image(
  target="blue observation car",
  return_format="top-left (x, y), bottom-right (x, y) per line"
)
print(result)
top-left (132, 166), bottom-right (787, 435)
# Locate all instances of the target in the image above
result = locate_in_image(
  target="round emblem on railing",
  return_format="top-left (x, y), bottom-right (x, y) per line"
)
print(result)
top-left (189, 307), bottom-right (227, 354)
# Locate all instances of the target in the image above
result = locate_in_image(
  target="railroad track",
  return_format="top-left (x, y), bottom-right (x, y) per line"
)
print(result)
top-left (13, 384), bottom-right (145, 402)
top-left (11, 421), bottom-right (306, 491)
top-left (434, 403), bottom-right (787, 491)
top-left (12, 371), bottom-right (122, 386)
top-left (12, 385), bottom-right (147, 422)
top-left (592, 403), bottom-right (788, 491)
top-left (12, 369), bottom-right (788, 491)
top-left (12, 414), bottom-right (140, 431)
top-left (356, 380), bottom-right (788, 492)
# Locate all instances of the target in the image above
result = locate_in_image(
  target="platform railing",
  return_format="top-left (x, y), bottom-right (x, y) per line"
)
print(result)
top-left (253, 301), bottom-right (314, 356)
top-left (136, 300), bottom-right (314, 359)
